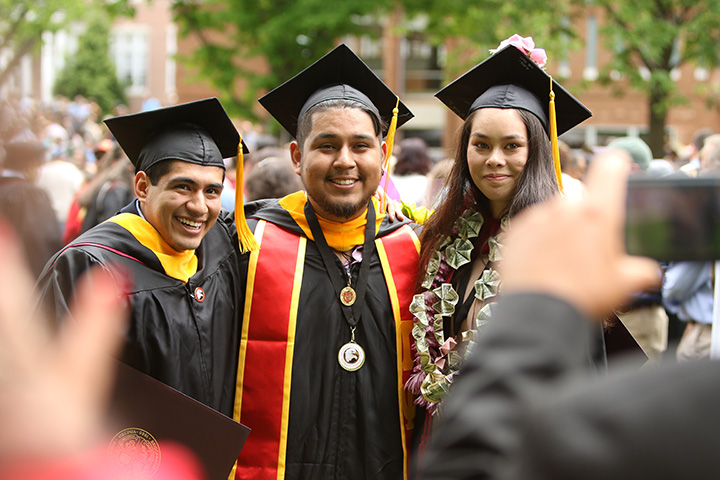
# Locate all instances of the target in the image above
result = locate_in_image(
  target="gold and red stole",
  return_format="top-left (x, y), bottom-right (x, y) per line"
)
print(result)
top-left (230, 192), bottom-right (420, 480)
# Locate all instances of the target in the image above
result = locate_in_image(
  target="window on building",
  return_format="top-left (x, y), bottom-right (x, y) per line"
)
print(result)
top-left (584, 15), bottom-right (598, 80)
top-left (110, 27), bottom-right (148, 94)
top-left (403, 33), bottom-right (444, 93)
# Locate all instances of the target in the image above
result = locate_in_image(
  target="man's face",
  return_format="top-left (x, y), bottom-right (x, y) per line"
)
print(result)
top-left (135, 160), bottom-right (224, 252)
top-left (290, 107), bottom-right (386, 223)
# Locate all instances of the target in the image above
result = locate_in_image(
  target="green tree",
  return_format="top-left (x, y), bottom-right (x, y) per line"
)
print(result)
top-left (54, 12), bottom-right (127, 114)
top-left (172, 0), bottom-right (391, 121)
top-left (590, 0), bottom-right (720, 156)
top-left (401, 0), bottom-right (580, 74)
top-left (0, 0), bottom-right (131, 91)
top-left (405, 0), bottom-right (720, 156)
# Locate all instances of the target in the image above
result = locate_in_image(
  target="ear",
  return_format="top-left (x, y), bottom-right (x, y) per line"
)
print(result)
top-left (290, 141), bottom-right (302, 176)
top-left (134, 171), bottom-right (151, 202)
top-left (380, 141), bottom-right (388, 172)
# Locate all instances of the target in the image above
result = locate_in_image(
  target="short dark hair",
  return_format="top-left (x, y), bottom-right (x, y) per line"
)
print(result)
top-left (142, 159), bottom-right (174, 185)
top-left (295, 99), bottom-right (385, 150)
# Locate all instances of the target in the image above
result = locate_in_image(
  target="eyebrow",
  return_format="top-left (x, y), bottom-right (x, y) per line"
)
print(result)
top-left (471, 133), bottom-right (527, 141)
top-left (311, 132), bottom-right (377, 142)
top-left (168, 177), bottom-right (223, 190)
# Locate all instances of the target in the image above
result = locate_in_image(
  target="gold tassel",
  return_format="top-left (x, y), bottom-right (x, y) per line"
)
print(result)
top-left (234, 134), bottom-right (259, 253)
top-left (381, 96), bottom-right (400, 211)
top-left (549, 76), bottom-right (564, 194)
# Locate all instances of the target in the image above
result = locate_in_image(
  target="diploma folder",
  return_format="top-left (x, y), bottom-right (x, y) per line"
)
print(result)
top-left (109, 362), bottom-right (250, 480)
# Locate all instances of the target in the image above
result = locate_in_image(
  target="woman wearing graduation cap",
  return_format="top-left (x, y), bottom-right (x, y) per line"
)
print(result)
top-left (406, 36), bottom-right (593, 423)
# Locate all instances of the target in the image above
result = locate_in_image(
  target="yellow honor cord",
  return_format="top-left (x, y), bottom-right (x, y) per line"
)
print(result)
top-left (382, 96), bottom-right (400, 211)
top-left (548, 76), bottom-right (564, 194)
top-left (235, 134), bottom-right (260, 253)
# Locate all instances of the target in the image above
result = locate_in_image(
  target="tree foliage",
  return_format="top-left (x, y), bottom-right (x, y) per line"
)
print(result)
top-left (401, 0), bottom-right (581, 75)
top-left (172, 0), bottom-right (720, 154)
top-left (53, 12), bottom-right (127, 114)
top-left (590, 0), bottom-right (720, 155)
top-left (0, 0), bottom-right (131, 90)
top-left (172, 0), bottom-right (392, 120)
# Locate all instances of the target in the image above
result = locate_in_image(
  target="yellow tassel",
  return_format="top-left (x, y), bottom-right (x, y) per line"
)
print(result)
top-left (234, 134), bottom-right (259, 253)
top-left (548, 76), bottom-right (564, 194)
top-left (381, 96), bottom-right (400, 212)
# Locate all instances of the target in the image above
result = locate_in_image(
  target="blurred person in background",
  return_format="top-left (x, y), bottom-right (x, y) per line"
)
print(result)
top-left (244, 155), bottom-right (302, 202)
top-left (78, 139), bottom-right (135, 235)
top-left (607, 136), bottom-right (669, 362)
top-left (662, 133), bottom-right (720, 361)
top-left (37, 147), bottom-right (86, 235)
top-left (558, 140), bottom-right (585, 199)
top-left (423, 157), bottom-right (453, 209)
top-left (678, 127), bottom-right (714, 177)
top-left (0, 135), bottom-right (61, 278)
top-left (392, 137), bottom-right (432, 206)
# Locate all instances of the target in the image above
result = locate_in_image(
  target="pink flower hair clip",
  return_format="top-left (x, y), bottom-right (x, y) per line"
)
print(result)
top-left (490, 34), bottom-right (547, 69)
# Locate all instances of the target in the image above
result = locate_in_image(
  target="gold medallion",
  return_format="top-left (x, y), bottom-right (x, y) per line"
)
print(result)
top-left (340, 286), bottom-right (356, 306)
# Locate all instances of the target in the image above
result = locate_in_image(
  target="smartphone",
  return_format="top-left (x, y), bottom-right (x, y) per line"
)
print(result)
top-left (625, 176), bottom-right (720, 261)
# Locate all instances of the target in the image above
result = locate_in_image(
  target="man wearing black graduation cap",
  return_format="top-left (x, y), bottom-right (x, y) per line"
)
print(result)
top-left (229, 44), bottom-right (419, 480)
top-left (35, 98), bottom-right (245, 417)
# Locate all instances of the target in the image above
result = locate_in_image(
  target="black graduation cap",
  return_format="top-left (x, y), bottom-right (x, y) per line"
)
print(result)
top-left (258, 44), bottom-right (414, 138)
top-left (435, 45), bottom-right (591, 135)
top-left (104, 97), bottom-right (247, 172)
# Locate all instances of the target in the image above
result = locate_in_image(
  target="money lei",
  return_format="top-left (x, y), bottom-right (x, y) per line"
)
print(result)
top-left (407, 208), bottom-right (508, 413)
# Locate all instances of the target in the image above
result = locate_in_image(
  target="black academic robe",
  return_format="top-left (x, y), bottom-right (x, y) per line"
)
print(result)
top-left (35, 202), bottom-right (242, 417)
top-left (419, 293), bottom-right (720, 480)
top-left (232, 198), bottom-right (419, 480)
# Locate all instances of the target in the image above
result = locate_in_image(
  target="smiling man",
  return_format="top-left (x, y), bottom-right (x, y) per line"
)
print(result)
top-left (228, 45), bottom-right (419, 480)
top-left (35, 98), bottom-right (245, 417)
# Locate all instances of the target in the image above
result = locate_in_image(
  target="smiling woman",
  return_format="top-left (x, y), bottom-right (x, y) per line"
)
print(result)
top-left (406, 36), bottom-right (593, 427)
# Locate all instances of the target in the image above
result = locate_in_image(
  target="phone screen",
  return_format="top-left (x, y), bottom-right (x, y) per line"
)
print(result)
top-left (626, 176), bottom-right (720, 261)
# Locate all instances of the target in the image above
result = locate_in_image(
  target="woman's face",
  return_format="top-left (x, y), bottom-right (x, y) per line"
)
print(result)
top-left (466, 108), bottom-right (529, 218)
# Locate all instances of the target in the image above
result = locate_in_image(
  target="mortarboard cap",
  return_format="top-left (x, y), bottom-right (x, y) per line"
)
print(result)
top-left (435, 45), bottom-right (591, 136)
top-left (258, 44), bottom-right (414, 138)
top-left (104, 97), bottom-right (248, 172)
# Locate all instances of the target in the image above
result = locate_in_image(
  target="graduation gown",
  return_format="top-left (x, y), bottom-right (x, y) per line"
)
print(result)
top-left (232, 194), bottom-right (419, 480)
top-left (35, 202), bottom-right (242, 417)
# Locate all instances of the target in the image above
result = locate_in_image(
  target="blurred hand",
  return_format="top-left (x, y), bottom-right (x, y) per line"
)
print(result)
top-left (0, 221), bottom-right (128, 464)
top-left (500, 151), bottom-right (661, 318)
top-left (373, 186), bottom-right (405, 223)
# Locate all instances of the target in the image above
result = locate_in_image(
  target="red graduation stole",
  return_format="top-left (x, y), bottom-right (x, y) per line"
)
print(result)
top-left (230, 220), bottom-right (419, 480)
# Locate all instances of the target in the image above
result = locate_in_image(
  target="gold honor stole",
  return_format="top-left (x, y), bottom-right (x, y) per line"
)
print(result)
top-left (230, 221), bottom-right (420, 480)
top-left (107, 213), bottom-right (198, 283)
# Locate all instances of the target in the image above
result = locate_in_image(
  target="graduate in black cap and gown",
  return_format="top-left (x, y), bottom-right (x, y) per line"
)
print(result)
top-left (35, 98), bottom-right (248, 417)
top-left (405, 36), bottom-right (596, 449)
top-left (229, 44), bottom-right (420, 480)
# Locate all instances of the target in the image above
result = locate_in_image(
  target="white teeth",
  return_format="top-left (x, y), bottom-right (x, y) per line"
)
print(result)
top-left (333, 179), bottom-right (356, 185)
top-left (178, 218), bottom-right (202, 229)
